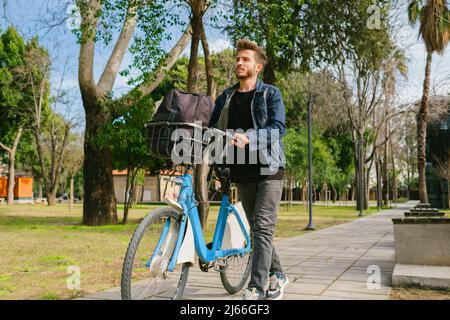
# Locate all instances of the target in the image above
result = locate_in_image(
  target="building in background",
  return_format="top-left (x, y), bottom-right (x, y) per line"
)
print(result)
top-left (0, 173), bottom-right (34, 204)
top-left (113, 169), bottom-right (184, 203)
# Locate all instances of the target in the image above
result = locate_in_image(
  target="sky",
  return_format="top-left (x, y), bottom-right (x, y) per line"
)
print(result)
top-left (1, 0), bottom-right (450, 128)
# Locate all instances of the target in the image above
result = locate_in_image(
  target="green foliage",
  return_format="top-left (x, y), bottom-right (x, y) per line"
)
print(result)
top-left (224, 1), bottom-right (392, 75)
top-left (408, 0), bottom-right (450, 54)
top-left (150, 49), bottom-right (237, 97)
top-left (0, 27), bottom-right (51, 146)
top-left (283, 127), bottom-right (343, 190)
top-left (0, 26), bottom-right (26, 139)
top-left (224, 0), bottom-right (307, 74)
top-left (94, 98), bottom-right (168, 174)
top-left (76, 0), bottom-right (184, 85)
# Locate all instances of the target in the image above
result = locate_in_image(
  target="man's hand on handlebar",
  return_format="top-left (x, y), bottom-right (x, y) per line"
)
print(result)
top-left (204, 127), bottom-right (248, 148)
top-left (230, 132), bottom-right (249, 149)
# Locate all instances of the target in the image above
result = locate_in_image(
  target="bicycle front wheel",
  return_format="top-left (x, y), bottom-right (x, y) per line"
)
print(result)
top-left (220, 252), bottom-right (252, 294)
top-left (121, 207), bottom-right (190, 300)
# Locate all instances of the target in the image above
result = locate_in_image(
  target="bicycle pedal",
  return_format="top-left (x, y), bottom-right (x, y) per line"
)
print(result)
top-left (213, 258), bottom-right (228, 273)
top-left (199, 258), bottom-right (213, 272)
top-left (199, 242), bottom-right (214, 272)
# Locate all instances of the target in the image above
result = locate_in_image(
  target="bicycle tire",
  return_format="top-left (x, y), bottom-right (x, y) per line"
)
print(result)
top-left (219, 252), bottom-right (252, 294)
top-left (121, 207), bottom-right (190, 300)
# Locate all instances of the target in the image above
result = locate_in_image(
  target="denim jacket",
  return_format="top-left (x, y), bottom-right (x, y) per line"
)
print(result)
top-left (208, 79), bottom-right (286, 171)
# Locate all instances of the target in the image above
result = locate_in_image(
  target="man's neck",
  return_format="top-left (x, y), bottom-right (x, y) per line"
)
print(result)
top-left (238, 77), bottom-right (258, 92)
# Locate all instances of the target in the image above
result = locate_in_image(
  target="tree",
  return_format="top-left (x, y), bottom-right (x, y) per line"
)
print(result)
top-left (408, 0), bottom-right (450, 203)
top-left (278, 70), bottom-right (351, 208)
top-left (16, 37), bottom-right (76, 206)
top-left (333, 1), bottom-right (408, 211)
top-left (0, 26), bottom-right (28, 205)
top-left (180, 0), bottom-right (219, 230)
top-left (62, 132), bottom-right (84, 212)
top-left (97, 98), bottom-right (169, 224)
top-left (225, 1), bottom-right (396, 85)
top-left (76, 0), bottom-right (192, 225)
top-left (399, 115), bottom-right (418, 199)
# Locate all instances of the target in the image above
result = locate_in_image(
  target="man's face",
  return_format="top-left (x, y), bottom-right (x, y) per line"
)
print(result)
top-left (235, 49), bottom-right (262, 80)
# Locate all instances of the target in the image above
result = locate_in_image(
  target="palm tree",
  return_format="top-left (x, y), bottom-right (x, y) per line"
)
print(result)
top-left (408, 0), bottom-right (450, 203)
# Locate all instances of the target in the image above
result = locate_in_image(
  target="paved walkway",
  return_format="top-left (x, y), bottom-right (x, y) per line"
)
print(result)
top-left (81, 202), bottom-right (413, 300)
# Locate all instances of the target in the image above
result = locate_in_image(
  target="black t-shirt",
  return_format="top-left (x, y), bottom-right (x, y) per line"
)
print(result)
top-left (227, 89), bottom-right (284, 183)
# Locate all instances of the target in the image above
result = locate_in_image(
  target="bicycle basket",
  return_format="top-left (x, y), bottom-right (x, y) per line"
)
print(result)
top-left (146, 122), bottom-right (232, 165)
top-left (146, 122), bottom-right (210, 164)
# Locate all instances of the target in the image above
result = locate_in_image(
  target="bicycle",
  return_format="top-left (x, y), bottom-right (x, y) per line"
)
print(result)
top-left (121, 123), bottom-right (252, 300)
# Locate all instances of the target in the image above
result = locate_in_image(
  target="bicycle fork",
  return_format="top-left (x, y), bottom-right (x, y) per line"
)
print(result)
top-left (145, 214), bottom-right (187, 277)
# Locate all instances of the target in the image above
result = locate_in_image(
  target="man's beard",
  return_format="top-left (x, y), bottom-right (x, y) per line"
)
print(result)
top-left (235, 69), bottom-right (254, 80)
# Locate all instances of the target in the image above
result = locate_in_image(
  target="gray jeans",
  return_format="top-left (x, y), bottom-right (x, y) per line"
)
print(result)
top-left (237, 179), bottom-right (284, 293)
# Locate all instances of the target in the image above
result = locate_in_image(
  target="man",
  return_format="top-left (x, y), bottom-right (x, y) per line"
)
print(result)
top-left (208, 39), bottom-right (288, 300)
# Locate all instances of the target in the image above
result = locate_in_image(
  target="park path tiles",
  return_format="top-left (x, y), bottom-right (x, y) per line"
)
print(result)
top-left (80, 203), bottom-right (413, 300)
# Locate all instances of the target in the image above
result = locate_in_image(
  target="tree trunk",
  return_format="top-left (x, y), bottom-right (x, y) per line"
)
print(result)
top-left (37, 178), bottom-right (43, 199)
top-left (417, 50), bottom-right (432, 204)
top-left (47, 189), bottom-right (57, 206)
top-left (376, 158), bottom-right (382, 209)
top-left (194, 162), bottom-right (210, 230)
top-left (382, 147), bottom-right (389, 206)
top-left (289, 178), bottom-right (293, 208)
top-left (123, 168), bottom-right (139, 224)
top-left (200, 21), bottom-right (215, 98)
top-left (356, 165), bottom-right (367, 211)
top-left (70, 176), bottom-right (74, 212)
top-left (365, 164), bottom-right (370, 210)
top-left (7, 156), bottom-right (15, 205)
top-left (263, 59), bottom-right (276, 85)
top-left (355, 141), bottom-right (365, 211)
top-left (2, 127), bottom-right (23, 205)
top-left (302, 185), bottom-right (307, 210)
top-left (123, 169), bottom-right (130, 224)
top-left (391, 148), bottom-right (397, 205)
top-left (447, 180), bottom-right (450, 209)
top-left (82, 100), bottom-right (118, 225)
top-left (187, 3), bottom-right (203, 92)
top-left (189, 1), bottom-right (211, 230)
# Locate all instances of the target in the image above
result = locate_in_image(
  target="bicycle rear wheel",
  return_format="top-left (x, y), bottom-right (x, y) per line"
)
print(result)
top-left (219, 252), bottom-right (252, 294)
top-left (121, 207), bottom-right (190, 300)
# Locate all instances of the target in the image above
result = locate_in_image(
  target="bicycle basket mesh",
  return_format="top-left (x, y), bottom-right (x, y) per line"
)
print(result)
top-left (146, 122), bottom-right (210, 164)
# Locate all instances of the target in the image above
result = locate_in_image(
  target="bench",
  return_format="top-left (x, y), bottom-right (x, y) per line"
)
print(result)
top-left (34, 198), bottom-right (48, 205)
top-left (404, 211), bottom-right (445, 217)
top-left (392, 217), bottom-right (450, 265)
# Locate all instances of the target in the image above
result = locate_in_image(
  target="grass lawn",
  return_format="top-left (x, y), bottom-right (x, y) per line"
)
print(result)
top-left (0, 202), bottom-right (380, 300)
top-left (390, 287), bottom-right (450, 300)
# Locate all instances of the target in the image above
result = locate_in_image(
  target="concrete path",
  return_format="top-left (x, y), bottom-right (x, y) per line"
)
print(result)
top-left (80, 202), bottom-right (413, 300)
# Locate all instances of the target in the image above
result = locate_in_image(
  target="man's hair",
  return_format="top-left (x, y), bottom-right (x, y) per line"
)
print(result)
top-left (236, 39), bottom-right (267, 68)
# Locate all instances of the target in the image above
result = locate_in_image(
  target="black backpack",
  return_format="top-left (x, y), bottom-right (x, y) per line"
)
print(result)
top-left (146, 89), bottom-right (214, 161)
top-left (151, 89), bottom-right (214, 125)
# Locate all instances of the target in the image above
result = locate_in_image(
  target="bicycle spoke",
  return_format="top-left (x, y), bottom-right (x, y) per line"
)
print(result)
top-left (122, 208), bottom-right (189, 300)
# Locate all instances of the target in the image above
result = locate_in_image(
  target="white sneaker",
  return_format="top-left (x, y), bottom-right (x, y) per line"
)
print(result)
top-left (266, 273), bottom-right (289, 300)
top-left (243, 287), bottom-right (265, 300)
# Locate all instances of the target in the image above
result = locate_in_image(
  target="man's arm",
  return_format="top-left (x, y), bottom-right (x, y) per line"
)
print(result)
top-left (245, 87), bottom-right (286, 152)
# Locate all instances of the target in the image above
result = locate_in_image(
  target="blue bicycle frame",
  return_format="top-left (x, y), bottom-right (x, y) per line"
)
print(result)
top-left (147, 173), bottom-right (252, 272)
